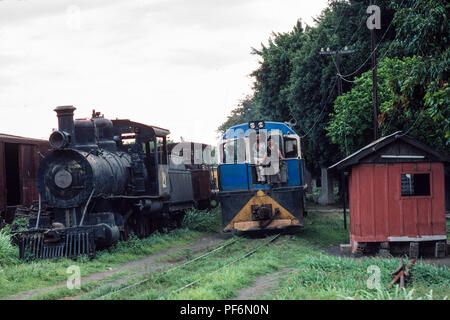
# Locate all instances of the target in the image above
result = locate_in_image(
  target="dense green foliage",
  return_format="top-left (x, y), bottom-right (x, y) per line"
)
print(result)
top-left (327, 56), bottom-right (425, 155)
top-left (181, 207), bottom-right (222, 233)
top-left (0, 229), bottom-right (18, 266)
top-left (219, 0), bottom-right (449, 173)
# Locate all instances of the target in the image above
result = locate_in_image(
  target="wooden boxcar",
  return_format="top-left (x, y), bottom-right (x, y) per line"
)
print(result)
top-left (330, 131), bottom-right (449, 258)
top-left (0, 134), bottom-right (49, 224)
top-left (167, 142), bottom-right (217, 210)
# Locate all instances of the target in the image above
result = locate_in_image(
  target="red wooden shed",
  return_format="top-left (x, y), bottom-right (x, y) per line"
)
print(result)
top-left (329, 132), bottom-right (449, 258)
top-left (0, 134), bottom-right (49, 224)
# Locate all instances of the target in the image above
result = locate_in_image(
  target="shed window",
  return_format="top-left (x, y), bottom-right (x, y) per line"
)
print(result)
top-left (401, 173), bottom-right (430, 196)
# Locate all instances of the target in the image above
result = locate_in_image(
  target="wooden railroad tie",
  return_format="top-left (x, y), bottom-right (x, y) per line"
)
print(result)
top-left (387, 258), bottom-right (416, 289)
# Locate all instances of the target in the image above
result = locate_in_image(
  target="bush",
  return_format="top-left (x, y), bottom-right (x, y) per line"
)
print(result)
top-left (3, 217), bottom-right (30, 233)
top-left (0, 229), bottom-right (18, 266)
top-left (181, 208), bottom-right (221, 233)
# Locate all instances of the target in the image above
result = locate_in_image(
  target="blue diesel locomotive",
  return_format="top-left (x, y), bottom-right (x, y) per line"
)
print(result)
top-left (217, 121), bottom-right (306, 232)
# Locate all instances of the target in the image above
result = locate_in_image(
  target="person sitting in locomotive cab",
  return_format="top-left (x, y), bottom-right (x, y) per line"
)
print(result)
top-left (250, 133), bottom-right (267, 183)
top-left (259, 136), bottom-right (287, 185)
top-left (223, 141), bottom-right (235, 164)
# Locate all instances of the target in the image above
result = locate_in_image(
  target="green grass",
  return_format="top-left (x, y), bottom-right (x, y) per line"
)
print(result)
top-left (0, 229), bottom-right (19, 266)
top-left (0, 207), bottom-right (222, 299)
top-left (29, 270), bottom-right (133, 300)
top-left (89, 231), bottom-right (449, 300)
top-left (85, 237), bottom-right (287, 300)
top-left (0, 229), bottom-right (208, 298)
top-left (298, 209), bottom-right (349, 247)
top-left (84, 208), bottom-right (448, 300)
top-left (265, 253), bottom-right (450, 300)
top-left (1, 206), bottom-right (449, 300)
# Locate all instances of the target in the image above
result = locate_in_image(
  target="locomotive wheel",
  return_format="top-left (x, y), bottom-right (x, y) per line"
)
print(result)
top-left (174, 211), bottom-right (185, 228)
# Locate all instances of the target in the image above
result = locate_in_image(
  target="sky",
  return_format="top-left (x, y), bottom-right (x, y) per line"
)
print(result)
top-left (0, 0), bottom-right (328, 145)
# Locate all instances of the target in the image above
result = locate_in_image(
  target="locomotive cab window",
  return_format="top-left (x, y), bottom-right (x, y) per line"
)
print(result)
top-left (401, 173), bottom-right (431, 197)
top-left (157, 137), bottom-right (168, 165)
top-left (284, 136), bottom-right (298, 159)
top-left (221, 138), bottom-right (246, 164)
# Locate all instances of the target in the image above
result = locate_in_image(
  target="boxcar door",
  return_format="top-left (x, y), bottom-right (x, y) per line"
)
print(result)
top-left (19, 144), bottom-right (38, 206)
top-left (0, 141), bottom-right (5, 212)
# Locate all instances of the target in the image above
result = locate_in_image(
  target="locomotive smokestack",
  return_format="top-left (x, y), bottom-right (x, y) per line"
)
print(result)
top-left (50, 105), bottom-right (76, 149)
top-left (54, 105), bottom-right (76, 133)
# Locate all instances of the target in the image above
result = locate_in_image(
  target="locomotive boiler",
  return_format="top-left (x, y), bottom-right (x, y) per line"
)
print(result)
top-left (15, 106), bottom-right (215, 259)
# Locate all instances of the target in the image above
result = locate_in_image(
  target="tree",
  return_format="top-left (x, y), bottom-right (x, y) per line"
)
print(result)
top-left (327, 57), bottom-right (429, 155)
top-left (218, 0), bottom-right (448, 177)
top-left (389, 0), bottom-right (449, 150)
top-left (217, 95), bottom-right (261, 134)
top-left (250, 0), bottom-right (395, 175)
top-left (327, 0), bottom-right (449, 156)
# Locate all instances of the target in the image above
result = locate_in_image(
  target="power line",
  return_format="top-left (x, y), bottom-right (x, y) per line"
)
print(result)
top-left (299, 3), bottom-right (349, 140)
top-left (320, 47), bottom-right (356, 96)
top-left (340, 0), bottom-right (419, 78)
top-left (338, 74), bottom-right (358, 83)
top-left (398, 111), bottom-right (423, 137)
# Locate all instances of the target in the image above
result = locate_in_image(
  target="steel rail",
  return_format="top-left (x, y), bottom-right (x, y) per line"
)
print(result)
top-left (95, 237), bottom-right (240, 300)
top-left (171, 233), bottom-right (281, 295)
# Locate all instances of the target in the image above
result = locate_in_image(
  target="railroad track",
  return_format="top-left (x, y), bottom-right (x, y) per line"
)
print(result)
top-left (95, 237), bottom-right (240, 300)
top-left (95, 233), bottom-right (282, 300)
top-left (171, 233), bottom-right (281, 295)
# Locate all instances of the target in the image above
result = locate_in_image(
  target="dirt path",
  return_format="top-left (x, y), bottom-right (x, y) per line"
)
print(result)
top-left (6, 233), bottom-right (229, 300)
top-left (232, 268), bottom-right (292, 300)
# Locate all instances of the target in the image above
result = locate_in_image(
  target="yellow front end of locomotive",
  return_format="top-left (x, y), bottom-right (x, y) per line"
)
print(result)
top-left (223, 190), bottom-right (301, 232)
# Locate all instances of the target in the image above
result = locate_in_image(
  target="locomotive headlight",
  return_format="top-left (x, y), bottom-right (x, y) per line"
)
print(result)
top-left (257, 121), bottom-right (265, 129)
top-left (54, 169), bottom-right (73, 189)
top-left (49, 130), bottom-right (70, 149)
top-left (249, 122), bottom-right (256, 129)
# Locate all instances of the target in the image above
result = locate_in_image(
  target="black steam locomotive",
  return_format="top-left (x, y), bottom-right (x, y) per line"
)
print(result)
top-left (15, 106), bottom-right (215, 259)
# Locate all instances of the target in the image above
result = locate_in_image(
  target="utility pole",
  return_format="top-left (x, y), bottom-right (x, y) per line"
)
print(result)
top-left (319, 47), bottom-right (355, 96)
top-left (319, 46), bottom-right (355, 207)
top-left (370, 0), bottom-right (379, 140)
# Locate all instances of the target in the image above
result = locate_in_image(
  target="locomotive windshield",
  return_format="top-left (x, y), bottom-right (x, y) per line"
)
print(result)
top-left (219, 133), bottom-right (300, 165)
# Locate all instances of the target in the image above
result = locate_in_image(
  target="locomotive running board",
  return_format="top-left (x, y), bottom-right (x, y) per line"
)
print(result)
top-left (13, 226), bottom-right (96, 260)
